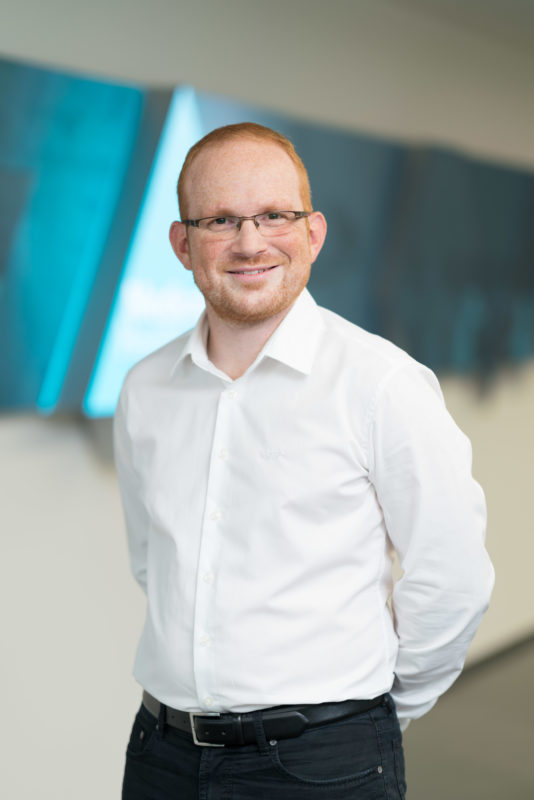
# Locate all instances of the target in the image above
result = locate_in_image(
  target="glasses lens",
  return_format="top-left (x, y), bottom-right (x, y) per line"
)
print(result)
top-left (202, 217), bottom-right (239, 236)
top-left (257, 211), bottom-right (294, 232)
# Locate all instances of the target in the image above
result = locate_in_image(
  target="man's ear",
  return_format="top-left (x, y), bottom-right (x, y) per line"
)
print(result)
top-left (308, 211), bottom-right (327, 264)
top-left (169, 221), bottom-right (191, 270)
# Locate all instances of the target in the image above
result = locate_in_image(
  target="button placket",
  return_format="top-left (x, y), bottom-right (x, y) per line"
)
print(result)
top-left (192, 385), bottom-right (239, 708)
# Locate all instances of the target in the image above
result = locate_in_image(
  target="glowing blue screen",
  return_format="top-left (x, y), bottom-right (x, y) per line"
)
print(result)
top-left (84, 88), bottom-right (205, 417)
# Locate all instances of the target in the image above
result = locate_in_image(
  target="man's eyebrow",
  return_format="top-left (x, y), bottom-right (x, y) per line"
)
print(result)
top-left (204, 208), bottom-right (236, 217)
top-left (201, 206), bottom-right (287, 217)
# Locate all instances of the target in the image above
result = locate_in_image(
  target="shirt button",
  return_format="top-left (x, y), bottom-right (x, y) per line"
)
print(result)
top-left (218, 448), bottom-right (229, 460)
top-left (199, 635), bottom-right (211, 647)
top-left (226, 390), bottom-right (237, 399)
top-left (203, 572), bottom-right (214, 584)
top-left (204, 696), bottom-right (214, 707)
top-left (209, 510), bottom-right (221, 521)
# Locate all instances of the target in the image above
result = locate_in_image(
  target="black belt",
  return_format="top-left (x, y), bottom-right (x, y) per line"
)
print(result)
top-left (142, 690), bottom-right (386, 747)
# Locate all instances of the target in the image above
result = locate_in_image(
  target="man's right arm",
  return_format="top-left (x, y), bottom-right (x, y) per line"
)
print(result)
top-left (113, 384), bottom-right (149, 593)
top-left (369, 361), bottom-right (494, 730)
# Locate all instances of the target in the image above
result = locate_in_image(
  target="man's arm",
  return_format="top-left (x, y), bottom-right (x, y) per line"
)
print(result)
top-left (368, 363), bottom-right (494, 731)
top-left (113, 383), bottom-right (149, 593)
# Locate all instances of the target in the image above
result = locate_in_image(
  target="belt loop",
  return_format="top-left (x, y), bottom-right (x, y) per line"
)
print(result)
top-left (234, 713), bottom-right (245, 746)
top-left (157, 701), bottom-right (166, 740)
top-left (252, 710), bottom-right (270, 755)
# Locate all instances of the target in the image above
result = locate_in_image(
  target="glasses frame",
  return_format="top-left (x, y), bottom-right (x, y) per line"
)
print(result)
top-left (182, 210), bottom-right (310, 234)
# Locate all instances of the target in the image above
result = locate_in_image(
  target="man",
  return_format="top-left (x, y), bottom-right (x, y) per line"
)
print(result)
top-left (114, 122), bottom-right (494, 799)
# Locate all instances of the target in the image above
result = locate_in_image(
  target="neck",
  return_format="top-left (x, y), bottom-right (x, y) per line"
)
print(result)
top-left (205, 304), bottom-right (293, 380)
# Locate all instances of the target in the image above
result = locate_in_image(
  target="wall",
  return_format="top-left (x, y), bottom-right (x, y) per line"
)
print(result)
top-left (0, 414), bottom-right (143, 799)
top-left (1, 1), bottom-right (533, 797)
top-left (1, 0), bottom-right (534, 170)
top-left (441, 362), bottom-right (534, 656)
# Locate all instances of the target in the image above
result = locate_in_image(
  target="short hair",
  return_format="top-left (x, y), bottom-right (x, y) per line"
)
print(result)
top-left (177, 122), bottom-right (312, 219)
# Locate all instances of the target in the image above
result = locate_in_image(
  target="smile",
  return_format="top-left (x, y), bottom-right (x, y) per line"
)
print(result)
top-left (228, 265), bottom-right (278, 275)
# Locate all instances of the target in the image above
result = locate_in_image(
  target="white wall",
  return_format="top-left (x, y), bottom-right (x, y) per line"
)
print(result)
top-left (441, 362), bottom-right (534, 657)
top-left (1, 2), bottom-right (533, 797)
top-left (0, 415), bottom-right (144, 798)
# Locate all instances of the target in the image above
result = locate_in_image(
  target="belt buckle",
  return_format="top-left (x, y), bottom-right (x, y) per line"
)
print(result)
top-left (189, 712), bottom-right (224, 747)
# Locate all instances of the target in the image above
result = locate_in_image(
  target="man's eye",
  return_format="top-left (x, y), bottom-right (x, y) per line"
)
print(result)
top-left (205, 216), bottom-right (235, 231)
top-left (259, 212), bottom-right (290, 227)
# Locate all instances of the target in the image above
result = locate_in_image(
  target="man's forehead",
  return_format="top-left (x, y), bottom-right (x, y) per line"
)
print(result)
top-left (184, 138), bottom-right (302, 219)
top-left (186, 139), bottom-right (299, 194)
top-left (195, 137), bottom-right (293, 171)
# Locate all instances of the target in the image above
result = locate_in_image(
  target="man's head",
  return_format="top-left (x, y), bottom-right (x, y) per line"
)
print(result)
top-left (170, 123), bottom-right (326, 326)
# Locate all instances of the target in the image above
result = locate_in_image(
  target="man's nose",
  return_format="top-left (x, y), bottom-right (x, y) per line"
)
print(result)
top-left (231, 218), bottom-right (268, 255)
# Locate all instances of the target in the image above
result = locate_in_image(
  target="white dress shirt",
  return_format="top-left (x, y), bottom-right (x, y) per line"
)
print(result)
top-left (114, 288), bottom-right (494, 730)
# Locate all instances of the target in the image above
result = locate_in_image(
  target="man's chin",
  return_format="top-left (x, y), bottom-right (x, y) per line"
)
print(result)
top-left (209, 293), bottom-right (296, 326)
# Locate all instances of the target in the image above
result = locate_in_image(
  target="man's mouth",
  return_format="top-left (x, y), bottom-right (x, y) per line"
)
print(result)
top-left (228, 265), bottom-right (278, 276)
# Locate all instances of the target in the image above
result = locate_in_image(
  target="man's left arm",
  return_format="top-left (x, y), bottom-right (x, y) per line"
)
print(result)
top-left (113, 381), bottom-right (150, 594)
top-left (368, 362), bottom-right (495, 731)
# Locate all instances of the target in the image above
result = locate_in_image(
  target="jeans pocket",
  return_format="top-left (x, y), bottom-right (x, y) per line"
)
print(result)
top-left (267, 715), bottom-right (387, 789)
top-left (126, 705), bottom-right (158, 758)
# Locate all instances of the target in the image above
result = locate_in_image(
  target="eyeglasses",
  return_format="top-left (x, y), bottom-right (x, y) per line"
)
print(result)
top-left (183, 210), bottom-right (310, 239)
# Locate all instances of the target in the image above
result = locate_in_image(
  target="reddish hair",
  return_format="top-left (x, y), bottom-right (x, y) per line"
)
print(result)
top-left (177, 122), bottom-right (312, 219)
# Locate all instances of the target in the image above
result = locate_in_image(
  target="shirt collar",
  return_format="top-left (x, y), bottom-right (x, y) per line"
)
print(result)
top-left (170, 288), bottom-right (324, 378)
top-left (169, 310), bottom-right (212, 377)
top-left (261, 288), bottom-right (325, 375)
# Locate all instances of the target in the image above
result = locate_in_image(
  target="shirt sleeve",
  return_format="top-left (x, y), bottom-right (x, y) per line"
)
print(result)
top-left (113, 382), bottom-right (149, 594)
top-left (368, 362), bottom-right (494, 730)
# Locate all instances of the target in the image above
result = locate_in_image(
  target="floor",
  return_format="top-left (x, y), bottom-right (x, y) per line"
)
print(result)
top-left (402, 638), bottom-right (534, 799)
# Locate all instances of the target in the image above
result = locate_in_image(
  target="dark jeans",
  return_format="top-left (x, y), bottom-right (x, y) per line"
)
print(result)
top-left (122, 694), bottom-right (407, 799)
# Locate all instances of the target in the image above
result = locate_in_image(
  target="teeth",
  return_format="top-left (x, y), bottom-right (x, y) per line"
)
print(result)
top-left (237, 268), bottom-right (269, 275)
